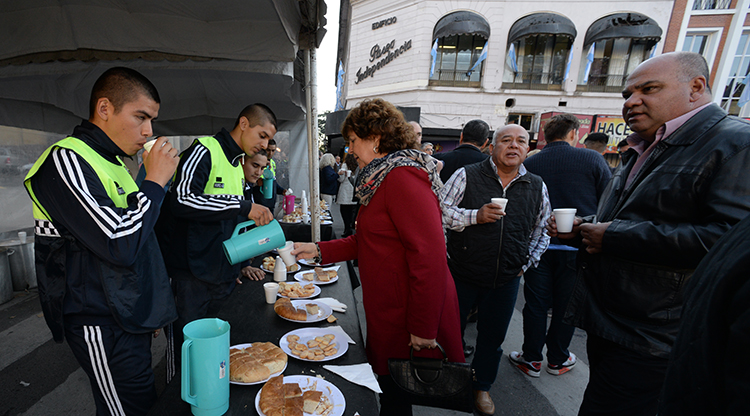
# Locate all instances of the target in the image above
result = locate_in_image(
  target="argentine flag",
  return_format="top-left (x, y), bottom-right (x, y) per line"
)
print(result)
top-left (507, 43), bottom-right (518, 73)
top-left (335, 61), bottom-right (345, 111)
top-left (563, 47), bottom-right (574, 84)
top-left (583, 43), bottom-right (595, 85)
top-left (467, 41), bottom-right (489, 76)
top-left (430, 39), bottom-right (438, 77)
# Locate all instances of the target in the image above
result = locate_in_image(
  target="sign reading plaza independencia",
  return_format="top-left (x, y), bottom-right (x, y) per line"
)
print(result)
top-left (355, 39), bottom-right (412, 84)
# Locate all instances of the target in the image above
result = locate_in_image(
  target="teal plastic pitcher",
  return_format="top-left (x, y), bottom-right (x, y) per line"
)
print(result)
top-left (261, 168), bottom-right (274, 199)
top-left (181, 318), bottom-right (231, 416)
top-left (222, 219), bottom-right (286, 265)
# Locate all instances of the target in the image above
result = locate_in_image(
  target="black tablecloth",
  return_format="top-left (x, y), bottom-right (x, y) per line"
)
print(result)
top-left (280, 222), bottom-right (333, 242)
top-left (147, 262), bottom-right (377, 416)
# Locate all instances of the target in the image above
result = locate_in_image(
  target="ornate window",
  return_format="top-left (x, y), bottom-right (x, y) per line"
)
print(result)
top-left (721, 31), bottom-right (750, 115)
top-left (578, 13), bottom-right (661, 92)
top-left (429, 11), bottom-right (490, 87)
top-left (683, 34), bottom-right (709, 54)
top-left (503, 13), bottom-right (576, 90)
top-left (692, 0), bottom-right (731, 10)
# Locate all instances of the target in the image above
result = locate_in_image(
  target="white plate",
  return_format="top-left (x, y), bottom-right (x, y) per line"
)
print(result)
top-left (255, 375), bottom-right (345, 416)
top-left (229, 343), bottom-right (288, 386)
top-left (279, 328), bottom-right (348, 362)
top-left (321, 220), bottom-right (333, 225)
top-left (298, 258), bottom-right (335, 267)
top-left (276, 300), bottom-right (332, 323)
top-left (293, 266), bottom-right (340, 285)
top-left (281, 219), bottom-right (302, 224)
top-left (277, 283), bottom-right (321, 299)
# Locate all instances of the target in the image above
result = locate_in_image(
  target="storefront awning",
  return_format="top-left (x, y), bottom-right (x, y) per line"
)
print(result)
top-left (585, 13), bottom-right (662, 45)
top-left (508, 13), bottom-right (577, 44)
top-left (433, 11), bottom-right (490, 40)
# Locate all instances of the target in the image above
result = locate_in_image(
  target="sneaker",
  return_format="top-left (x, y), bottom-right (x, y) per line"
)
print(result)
top-left (508, 351), bottom-right (541, 378)
top-left (547, 352), bottom-right (577, 375)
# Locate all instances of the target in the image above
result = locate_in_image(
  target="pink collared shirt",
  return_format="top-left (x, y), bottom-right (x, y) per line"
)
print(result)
top-left (625, 103), bottom-right (712, 188)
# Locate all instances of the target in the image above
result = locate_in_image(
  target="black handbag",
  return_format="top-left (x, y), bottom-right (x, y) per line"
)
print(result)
top-left (387, 343), bottom-right (474, 413)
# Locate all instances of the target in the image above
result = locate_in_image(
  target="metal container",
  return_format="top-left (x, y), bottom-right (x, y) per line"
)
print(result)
top-left (0, 247), bottom-right (13, 304)
top-left (0, 238), bottom-right (36, 291)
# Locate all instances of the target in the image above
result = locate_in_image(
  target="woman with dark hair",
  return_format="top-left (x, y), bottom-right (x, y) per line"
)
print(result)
top-left (292, 98), bottom-right (463, 415)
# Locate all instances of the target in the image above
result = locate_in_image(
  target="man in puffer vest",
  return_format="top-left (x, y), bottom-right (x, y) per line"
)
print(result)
top-left (24, 67), bottom-right (180, 415)
top-left (440, 124), bottom-right (551, 415)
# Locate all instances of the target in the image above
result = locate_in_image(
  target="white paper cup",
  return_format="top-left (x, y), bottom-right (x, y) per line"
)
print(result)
top-left (143, 139), bottom-right (158, 153)
top-left (554, 208), bottom-right (577, 233)
top-left (491, 198), bottom-right (508, 211)
top-left (277, 241), bottom-right (296, 267)
top-left (18, 231), bottom-right (26, 244)
top-left (263, 282), bottom-right (279, 304)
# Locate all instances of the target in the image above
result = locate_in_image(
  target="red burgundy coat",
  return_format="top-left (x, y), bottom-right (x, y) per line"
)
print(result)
top-left (319, 166), bottom-right (464, 375)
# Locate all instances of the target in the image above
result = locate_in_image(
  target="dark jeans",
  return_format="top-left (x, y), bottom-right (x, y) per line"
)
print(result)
top-left (454, 276), bottom-right (520, 391)
top-left (521, 250), bottom-right (577, 364)
top-left (579, 335), bottom-right (669, 416)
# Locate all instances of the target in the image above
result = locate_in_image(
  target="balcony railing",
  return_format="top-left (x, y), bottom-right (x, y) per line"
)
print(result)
top-left (501, 71), bottom-right (564, 91)
top-left (693, 0), bottom-right (732, 10)
top-left (577, 74), bottom-right (628, 93)
top-left (429, 69), bottom-right (482, 88)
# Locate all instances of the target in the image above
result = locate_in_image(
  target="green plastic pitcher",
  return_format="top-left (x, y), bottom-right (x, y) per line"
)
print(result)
top-left (181, 318), bottom-right (230, 416)
top-left (222, 219), bottom-right (286, 265)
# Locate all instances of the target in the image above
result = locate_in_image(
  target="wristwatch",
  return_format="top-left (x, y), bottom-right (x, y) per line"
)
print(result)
top-left (313, 243), bottom-right (322, 264)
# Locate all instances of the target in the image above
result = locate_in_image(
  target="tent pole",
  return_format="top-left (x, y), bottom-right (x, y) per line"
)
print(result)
top-left (305, 47), bottom-right (321, 242)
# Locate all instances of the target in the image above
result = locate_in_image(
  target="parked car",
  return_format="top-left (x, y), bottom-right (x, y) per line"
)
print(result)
top-left (0, 147), bottom-right (27, 175)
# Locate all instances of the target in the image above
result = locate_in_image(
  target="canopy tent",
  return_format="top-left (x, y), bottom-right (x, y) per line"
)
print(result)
top-left (0, 0), bottom-right (326, 134)
top-left (0, 0), bottom-right (329, 239)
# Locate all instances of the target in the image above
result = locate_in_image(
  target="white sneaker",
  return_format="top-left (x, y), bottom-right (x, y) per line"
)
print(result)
top-left (546, 352), bottom-right (577, 375)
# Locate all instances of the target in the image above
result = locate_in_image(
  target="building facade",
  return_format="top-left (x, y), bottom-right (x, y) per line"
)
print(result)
top-left (332, 0), bottom-right (750, 156)
top-left (666, 0), bottom-right (750, 116)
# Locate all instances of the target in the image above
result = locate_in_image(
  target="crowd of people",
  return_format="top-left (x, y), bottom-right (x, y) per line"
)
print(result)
top-left (21, 50), bottom-right (750, 416)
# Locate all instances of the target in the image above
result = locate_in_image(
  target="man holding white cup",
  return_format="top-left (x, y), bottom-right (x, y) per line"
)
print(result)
top-left (508, 114), bottom-right (611, 379)
top-left (440, 124), bottom-right (550, 415)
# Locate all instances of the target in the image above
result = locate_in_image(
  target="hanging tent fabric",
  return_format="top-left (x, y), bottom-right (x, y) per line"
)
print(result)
top-left (0, 0), bottom-right (327, 232)
top-left (0, 0), bottom-right (327, 135)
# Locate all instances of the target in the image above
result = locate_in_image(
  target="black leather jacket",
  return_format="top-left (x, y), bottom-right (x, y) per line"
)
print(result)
top-left (564, 104), bottom-right (750, 358)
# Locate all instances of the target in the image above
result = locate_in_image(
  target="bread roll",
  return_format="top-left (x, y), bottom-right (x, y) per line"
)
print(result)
top-left (274, 298), bottom-right (307, 321)
top-left (230, 349), bottom-right (270, 383)
top-left (259, 375), bottom-right (284, 415)
top-left (313, 267), bottom-right (336, 282)
top-left (229, 342), bottom-right (287, 384)
top-left (305, 303), bottom-right (319, 315)
top-left (303, 390), bottom-right (323, 413)
top-left (259, 375), bottom-right (306, 416)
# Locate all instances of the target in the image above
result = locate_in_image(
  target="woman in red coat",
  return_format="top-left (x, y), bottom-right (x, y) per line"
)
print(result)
top-left (293, 99), bottom-right (464, 416)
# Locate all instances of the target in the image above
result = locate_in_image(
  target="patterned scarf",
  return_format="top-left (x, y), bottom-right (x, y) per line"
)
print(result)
top-left (354, 148), bottom-right (443, 206)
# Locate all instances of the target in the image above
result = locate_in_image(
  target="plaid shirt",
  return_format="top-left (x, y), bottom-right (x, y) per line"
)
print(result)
top-left (439, 162), bottom-right (551, 272)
